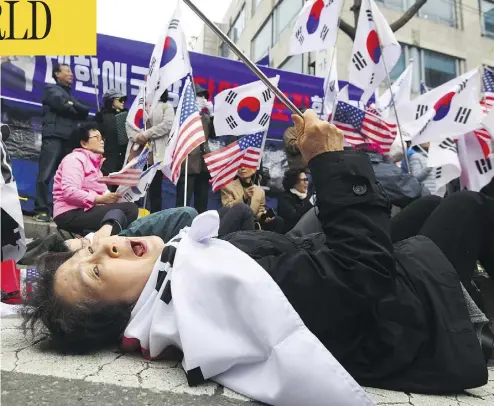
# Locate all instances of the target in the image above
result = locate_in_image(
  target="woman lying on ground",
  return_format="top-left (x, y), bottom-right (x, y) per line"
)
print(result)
top-left (23, 110), bottom-right (494, 399)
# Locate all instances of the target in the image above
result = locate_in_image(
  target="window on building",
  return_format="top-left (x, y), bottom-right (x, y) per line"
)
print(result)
top-left (251, 18), bottom-right (273, 62)
top-left (422, 50), bottom-right (458, 88)
top-left (274, 0), bottom-right (303, 42)
top-left (482, 0), bottom-right (494, 37)
top-left (253, 0), bottom-right (263, 16)
top-left (279, 54), bottom-right (303, 74)
top-left (389, 49), bottom-right (406, 81)
top-left (220, 42), bottom-right (230, 58)
top-left (375, 0), bottom-right (406, 12)
top-left (229, 7), bottom-right (246, 42)
top-left (418, 0), bottom-right (456, 27)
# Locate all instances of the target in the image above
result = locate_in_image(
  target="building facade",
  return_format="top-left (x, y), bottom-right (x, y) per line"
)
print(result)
top-left (201, 0), bottom-right (494, 94)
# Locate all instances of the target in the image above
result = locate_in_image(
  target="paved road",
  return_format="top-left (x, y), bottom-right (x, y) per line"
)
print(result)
top-left (2, 317), bottom-right (494, 405)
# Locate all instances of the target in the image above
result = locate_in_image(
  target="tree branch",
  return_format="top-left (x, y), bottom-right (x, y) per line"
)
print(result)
top-left (339, 19), bottom-right (356, 41)
top-left (390, 0), bottom-right (428, 32)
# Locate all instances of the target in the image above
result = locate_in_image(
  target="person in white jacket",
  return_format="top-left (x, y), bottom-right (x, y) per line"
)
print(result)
top-left (126, 90), bottom-right (175, 213)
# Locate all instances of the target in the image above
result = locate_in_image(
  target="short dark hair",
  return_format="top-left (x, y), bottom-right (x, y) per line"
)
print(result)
top-left (69, 122), bottom-right (100, 150)
top-left (160, 89), bottom-right (169, 103)
top-left (52, 63), bottom-right (70, 82)
top-left (282, 168), bottom-right (305, 192)
top-left (22, 250), bottom-right (133, 354)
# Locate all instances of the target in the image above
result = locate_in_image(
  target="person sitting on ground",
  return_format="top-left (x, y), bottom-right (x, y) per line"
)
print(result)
top-left (23, 110), bottom-right (494, 397)
top-left (52, 123), bottom-right (138, 234)
top-left (354, 142), bottom-right (430, 210)
top-left (221, 166), bottom-right (284, 233)
top-left (277, 168), bottom-right (313, 233)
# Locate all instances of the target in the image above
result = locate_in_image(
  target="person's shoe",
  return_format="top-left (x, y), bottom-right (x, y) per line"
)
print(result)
top-left (33, 213), bottom-right (50, 223)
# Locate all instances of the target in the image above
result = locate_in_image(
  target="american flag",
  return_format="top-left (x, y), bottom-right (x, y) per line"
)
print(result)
top-left (166, 78), bottom-right (206, 184)
top-left (204, 132), bottom-right (264, 192)
top-left (99, 145), bottom-right (149, 187)
top-left (333, 101), bottom-right (397, 152)
top-left (474, 68), bottom-right (494, 158)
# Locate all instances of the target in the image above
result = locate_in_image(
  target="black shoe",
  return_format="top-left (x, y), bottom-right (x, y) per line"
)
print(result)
top-left (33, 213), bottom-right (50, 223)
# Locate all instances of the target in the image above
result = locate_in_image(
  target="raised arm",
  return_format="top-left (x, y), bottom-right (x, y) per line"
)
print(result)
top-left (294, 111), bottom-right (395, 303)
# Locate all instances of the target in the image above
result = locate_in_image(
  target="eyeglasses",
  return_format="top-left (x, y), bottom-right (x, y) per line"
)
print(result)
top-left (300, 178), bottom-right (309, 182)
top-left (88, 134), bottom-right (103, 142)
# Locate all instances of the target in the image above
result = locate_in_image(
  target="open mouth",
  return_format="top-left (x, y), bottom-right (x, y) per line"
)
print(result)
top-left (130, 240), bottom-right (147, 257)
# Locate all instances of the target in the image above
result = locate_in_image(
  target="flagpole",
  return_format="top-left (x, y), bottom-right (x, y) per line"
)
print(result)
top-left (324, 0), bottom-right (345, 121)
top-left (183, 156), bottom-right (189, 207)
top-left (183, 0), bottom-right (302, 117)
top-left (375, 37), bottom-right (411, 173)
top-left (91, 57), bottom-right (100, 112)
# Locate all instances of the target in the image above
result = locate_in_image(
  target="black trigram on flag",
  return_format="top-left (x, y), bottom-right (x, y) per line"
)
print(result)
top-left (370, 73), bottom-right (376, 85)
top-left (365, 9), bottom-right (373, 22)
top-left (168, 19), bottom-right (179, 30)
top-left (458, 79), bottom-right (467, 94)
top-left (320, 24), bottom-right (329, 41)
top-left (454, 107), bottom-right (471, 124)
top-left (225, 90), bottom-right (238, 105)
top-left (352, 51), bottom-right (367, 71)
top-left (475, 158), bottom-right (492, 175)
top-left (439, 137), bottom-right (457, 153)
top-left (435, 167), bottom-right (442, 180)
top-left (415, 104), bottom-right (428, 119)
top-left (295, 27), bottom-right (305, 45)
top-left (262, 89), bottom-right (272, 102)
top-left (259, 113), bottom-right (270, 127)
top-left (329, 80), bottom-right (336, 92)
top-left (226, 115), bottom-right (238, 129)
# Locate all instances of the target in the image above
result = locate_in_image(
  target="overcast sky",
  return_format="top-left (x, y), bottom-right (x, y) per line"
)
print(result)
top-left (97, 0), bottom-right (232, 45)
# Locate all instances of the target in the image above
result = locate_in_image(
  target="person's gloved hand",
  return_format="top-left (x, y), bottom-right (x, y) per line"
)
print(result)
top-left (292, 109), bottom-right (344, 164)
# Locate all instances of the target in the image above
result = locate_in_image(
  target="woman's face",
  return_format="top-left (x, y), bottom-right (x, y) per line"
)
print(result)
top-left (294, 172), bottom-right (309, 194)
top-left (80, 130), bottom-right (104, 155)
top-left (112, 97), bottom-right (125, 111)
top-left (238, 167), bottom-right (256, 180)
top-left (54, 235), bottom-right (165, 306)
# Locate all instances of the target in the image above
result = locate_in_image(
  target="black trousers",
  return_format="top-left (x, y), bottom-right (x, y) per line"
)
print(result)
top-left (54, 202), bottom-right (138, 234)
top-left (391, 192), bottom-right (494, 286)
top-left (149, 171), bottom-right (163, 214)
top-left (217, 203), bottom-right (255, 236)
top-left (176, 171), bottom-right (209, 213)
top-left (35, 137), bottom-right (70, 215)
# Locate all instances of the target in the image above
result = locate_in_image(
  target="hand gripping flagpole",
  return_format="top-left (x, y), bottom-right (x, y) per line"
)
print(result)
top-left (183, 0), bottom-right (303, 117)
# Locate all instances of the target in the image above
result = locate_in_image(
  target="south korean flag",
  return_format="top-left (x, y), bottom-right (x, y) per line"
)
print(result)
top-left (458, 132), bottom-right (494, 192)
top-left (289, 0), bottom-right (343, 56)
top-left (427, 137), bottom-right (461, 197)
top-left (213, 76), bottom-right (279, 136)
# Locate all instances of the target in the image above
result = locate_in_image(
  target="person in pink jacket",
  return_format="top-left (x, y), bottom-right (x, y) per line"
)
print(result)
top-left (53, 123), bottom-right (138, 233)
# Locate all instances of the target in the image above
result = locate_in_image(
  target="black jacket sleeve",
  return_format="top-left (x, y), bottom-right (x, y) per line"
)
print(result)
top-left (72, 99), bottom-right (90, 119)
top-left (277, 194), bottom-right (312, 232)
top-left (42, 86), bottom-right (79, 117)
top-left (308, 150), bottom-right (395, 302)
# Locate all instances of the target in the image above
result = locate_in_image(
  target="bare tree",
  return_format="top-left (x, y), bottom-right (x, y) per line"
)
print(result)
top-left (339, 0), bottom-right (429, 41)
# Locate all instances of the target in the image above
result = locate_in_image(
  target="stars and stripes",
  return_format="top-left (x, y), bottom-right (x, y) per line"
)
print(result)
top-left (333, 101), bottom-right (397, 152)
top-left (204, 132), bottom-right (264, 192)
top-left (165, 77), bottom-right (206, 184)
top-left (481, 67), bottom-right (494, 110)
top-left (99, 146), bottom-right (150, 187)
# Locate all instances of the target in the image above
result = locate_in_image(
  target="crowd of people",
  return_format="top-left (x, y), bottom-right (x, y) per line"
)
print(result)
top-left (9, 62), bottom-right (494, 402)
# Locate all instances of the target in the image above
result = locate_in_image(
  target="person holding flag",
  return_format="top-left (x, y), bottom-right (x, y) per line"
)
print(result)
top-left (52, 123), bottom-right (138, 234)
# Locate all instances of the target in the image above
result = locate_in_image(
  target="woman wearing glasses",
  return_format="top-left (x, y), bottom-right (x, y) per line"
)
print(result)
top-left (52, 123), bottom-right (138, 234)
top-left (277, 168), bottom-right (313, 233)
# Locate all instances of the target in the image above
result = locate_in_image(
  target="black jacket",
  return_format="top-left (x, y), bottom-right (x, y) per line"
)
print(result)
top-left (42, 83), bottom-right (89, 140)
top-left (277, 191), bottom-right (313, 233)
top-left (222, 151), bottom-right (486, 393)
top-left (94, 108), bottom-right (128, 154)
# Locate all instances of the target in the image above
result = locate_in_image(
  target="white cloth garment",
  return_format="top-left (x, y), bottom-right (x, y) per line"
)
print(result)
top-left (123, 211), bottom-right (373, 406)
